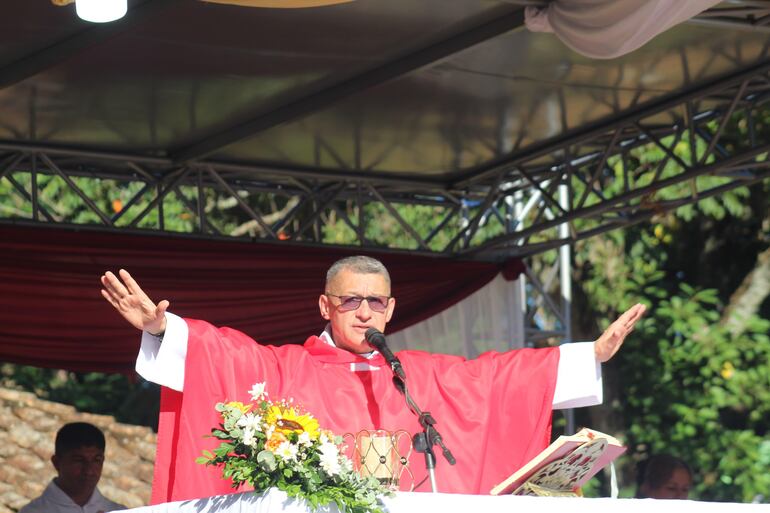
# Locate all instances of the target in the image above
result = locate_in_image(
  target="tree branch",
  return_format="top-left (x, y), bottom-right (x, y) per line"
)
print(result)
top-left (720, 244), bottom-right (770, 337)
top-left (229, 197), bottom-right (300, 237)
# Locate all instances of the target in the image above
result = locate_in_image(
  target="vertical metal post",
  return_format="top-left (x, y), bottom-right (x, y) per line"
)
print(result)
top-left (31, 154), bottom-right (39, 221)
top-left (357, 182), bottom-right (365, 246)
top-left (513, 189), bottom-right (529, 346)
top-left (559, 182), bottom-right (575, 434)
top-left (197, 167), bottom-right (205, 233)
top-left (157, 179), bottom-right (165, 231)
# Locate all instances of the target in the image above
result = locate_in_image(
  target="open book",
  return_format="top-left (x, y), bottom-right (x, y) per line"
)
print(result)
top-left (490, 427), bottom-right (626, 496)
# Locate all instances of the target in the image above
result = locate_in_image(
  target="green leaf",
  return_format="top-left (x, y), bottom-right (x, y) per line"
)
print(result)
top-left (257, 450), bottom-right (277, 472)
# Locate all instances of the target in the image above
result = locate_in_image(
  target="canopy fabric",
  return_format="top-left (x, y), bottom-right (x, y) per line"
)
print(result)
top-left (525, 0), bottom-right (722, 59)
top-left (202, 0), bottom-right (354, 7)
top-left (0, 224), bottom-right (522, 374)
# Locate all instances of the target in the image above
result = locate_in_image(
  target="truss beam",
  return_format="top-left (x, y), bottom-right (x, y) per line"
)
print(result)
top-left (2, 61), bottom-right (770, 260)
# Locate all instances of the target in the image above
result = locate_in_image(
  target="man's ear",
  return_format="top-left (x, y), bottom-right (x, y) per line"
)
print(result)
top-left (319, 294), bottom-right (331, 320)
top-left (385, 297), bottom-right (396, 323)
top-left (51, 454), bottom-right (60, 472)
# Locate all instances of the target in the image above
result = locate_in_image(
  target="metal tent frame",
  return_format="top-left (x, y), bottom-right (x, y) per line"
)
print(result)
top-left (2, 1), bottom-right (770, 351)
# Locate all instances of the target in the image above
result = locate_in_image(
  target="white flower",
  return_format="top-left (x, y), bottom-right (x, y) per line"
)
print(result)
top-left (237, 412), bottom-right (262, 432)
top-left (242, 428), bottom-right (258, 448)
top-left (248, 382), bottom-right (267, 401)
top-left (319, 441), bottom-right (341, 476)
top-left (319, 453), bottom-right (341, 477)
top-left (319, 440), bottom-right (338, 455)
top-left (297, 431), bottom-right (312, 447)
top-left (276, 440), bottom-right (298, 461)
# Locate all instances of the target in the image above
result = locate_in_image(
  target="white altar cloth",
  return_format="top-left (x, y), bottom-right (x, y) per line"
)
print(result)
top-left (124, 488), bottom-right (769, 513)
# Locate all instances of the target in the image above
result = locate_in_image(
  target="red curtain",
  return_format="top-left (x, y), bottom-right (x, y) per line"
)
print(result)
top-left (0, 224), bottom-right (523, 373)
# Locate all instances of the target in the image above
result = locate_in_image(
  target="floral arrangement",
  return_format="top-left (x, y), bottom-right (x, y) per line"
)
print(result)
top-left (197, 382), bottom-right (391, 513)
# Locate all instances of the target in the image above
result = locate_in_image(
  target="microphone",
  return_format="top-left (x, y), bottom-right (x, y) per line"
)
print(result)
top-left (365, 328), bottom-right (406, 381)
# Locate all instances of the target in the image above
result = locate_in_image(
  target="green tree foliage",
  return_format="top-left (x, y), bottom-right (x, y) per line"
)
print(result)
top-left (619, 284), bottom-right (770, 501)
top-left (568, 126), bottom-right (770, 501)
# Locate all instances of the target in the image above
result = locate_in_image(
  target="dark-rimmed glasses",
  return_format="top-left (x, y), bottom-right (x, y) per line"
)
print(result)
top-left (325, 293), bottom-right (391, 313)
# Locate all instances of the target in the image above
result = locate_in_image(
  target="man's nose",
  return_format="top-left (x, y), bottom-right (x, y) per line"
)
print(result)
top-left (84, 462), bottom-right (101, 477)
top-left (355, 299), bottom-right (373, 319)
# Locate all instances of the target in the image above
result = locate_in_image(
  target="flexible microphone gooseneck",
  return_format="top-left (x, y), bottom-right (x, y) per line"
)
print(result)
top-left (364, 328), bottom-right (406, 381)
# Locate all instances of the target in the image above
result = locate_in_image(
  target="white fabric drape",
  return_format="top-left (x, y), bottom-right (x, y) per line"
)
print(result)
top-left (525, 0), bottom-right (722, 59)
top-left (122, 487), bottom-right (770, 513)
top-left (387, 273), bottom-right (525, 358)
top-left (383, 274), bottom-right (604, 410)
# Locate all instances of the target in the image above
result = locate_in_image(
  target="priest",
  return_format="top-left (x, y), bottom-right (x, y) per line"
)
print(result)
top-left (100, 256), bottom-right (645, 503)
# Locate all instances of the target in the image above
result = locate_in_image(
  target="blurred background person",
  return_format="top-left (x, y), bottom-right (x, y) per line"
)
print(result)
top-left (635, 453), bottom-right (693, 500)
top-left (20, 422), bottom-right (125, 513)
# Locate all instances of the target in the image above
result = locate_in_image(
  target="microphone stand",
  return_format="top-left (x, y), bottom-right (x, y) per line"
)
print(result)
top-left (365, 329), bottom-right (456, 492)
top-left (392, 376), bottom-right (456, 493)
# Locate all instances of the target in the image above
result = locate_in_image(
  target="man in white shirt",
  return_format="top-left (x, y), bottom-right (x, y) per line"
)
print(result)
top-left (20, 422), bottom-right (125, 513)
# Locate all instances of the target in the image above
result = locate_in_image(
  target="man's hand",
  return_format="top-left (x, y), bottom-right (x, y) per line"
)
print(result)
top-left (100, 269), bottom-right (168, 335)
top-left (594, 303), bottom-right (647, 362)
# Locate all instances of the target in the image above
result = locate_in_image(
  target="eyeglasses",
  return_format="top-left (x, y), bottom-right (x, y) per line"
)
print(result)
top-left (325, 293), bottom-right (391, 313)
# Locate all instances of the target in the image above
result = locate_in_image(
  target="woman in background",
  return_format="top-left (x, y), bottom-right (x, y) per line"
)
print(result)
top-left (635, 453), bottom-right (693, 500)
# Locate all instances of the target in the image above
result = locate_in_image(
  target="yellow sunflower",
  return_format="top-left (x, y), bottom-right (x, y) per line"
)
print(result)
top-left (265, 405), bottom-right (320, 439)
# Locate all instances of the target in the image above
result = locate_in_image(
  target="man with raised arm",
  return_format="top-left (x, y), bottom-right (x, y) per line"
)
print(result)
top-left (101, 256), bottom-right (645, 503)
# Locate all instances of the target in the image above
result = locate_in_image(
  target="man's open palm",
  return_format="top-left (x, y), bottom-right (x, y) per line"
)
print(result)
top-left (100, 269), bottom-right (168, 334)
top-left (594, 303), bottom-right (646, 362)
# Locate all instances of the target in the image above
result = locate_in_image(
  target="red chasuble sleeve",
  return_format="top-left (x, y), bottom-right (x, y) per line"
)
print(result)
top-left (151, 319), bottom-right (560, 503)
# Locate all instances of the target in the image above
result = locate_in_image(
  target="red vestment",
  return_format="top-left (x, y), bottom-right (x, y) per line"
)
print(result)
top-left (151, 319), bottom-right (559, 503)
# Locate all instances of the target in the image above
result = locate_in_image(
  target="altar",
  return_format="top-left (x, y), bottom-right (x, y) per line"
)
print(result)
top-left (124, 488), bottom-right (768, 513)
